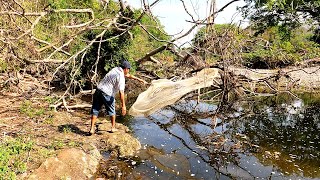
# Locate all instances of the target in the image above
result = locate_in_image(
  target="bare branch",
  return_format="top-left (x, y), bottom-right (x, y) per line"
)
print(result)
top-left (137, 45), bottom-right (168, 63)
top-left (31, 36), bottom-right (71, 56)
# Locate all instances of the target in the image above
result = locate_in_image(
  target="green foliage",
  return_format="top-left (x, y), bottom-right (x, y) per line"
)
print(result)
top-left (10, 0), bottom-right (127, 92)
top-left (81, 7), bottom-right (172, 87)
top-left (67, 141), bottom-right (81, 147)
top-left (193, 27), bottom-right (207, 46)
top-left (105, 0), bottom-right (121, 14)
top-left (62, 126), bottom-right (72, 134)
top-left (82, 28), bottom-right (132, 78)
top-left (37, 148), bottom-right (55, 160)
top-left (310, 27), bottom-right (320, 44)
top-left (298, 92), bottom-right (320, 106)
top-left (0, 137), bottom-right (33, 179)
top-left (49, 140), bottom-right (65, 150)
top-left (48, 139), bottom-right (79, 150)
top-left (193, 24), bottom-right (239, 43)
top-left (47, 0), bottom-right (100, 9)
top-left (44, 96), bottom-right (58, 104)
top-left (18, 0), bottom-right (103, 61)
top-left (1, 0), bottom-right (175, 92)
top-left (242, 48), bottom-right (297, 68)
top-left (43, 117), bottom-right (54, 125)
top-left (192, 24), bottom-right (244, 64)
top-left (242, 0), bottom-right (320, 43)
top-left (280, 41), bottom-right (294, 53)
top-left (20, 0), bottom-right (118, 61)
top-left (0, 58), bottom-right (8, 73)
top-left (20, 100), bottom-right (45, 118)
top-left (193, 23), bottom-right (320, 68)
top-left (125, 10), bottom-right (171, 62)
top-left (243, 26), bottom-right (320, 68)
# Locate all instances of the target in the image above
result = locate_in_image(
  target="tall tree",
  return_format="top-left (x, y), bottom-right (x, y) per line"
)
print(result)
top-left (242, 0), bottom-right (320, 37)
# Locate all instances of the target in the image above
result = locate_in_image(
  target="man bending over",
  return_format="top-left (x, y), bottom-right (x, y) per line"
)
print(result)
top-left (89, 60), bottom-right (146, 134)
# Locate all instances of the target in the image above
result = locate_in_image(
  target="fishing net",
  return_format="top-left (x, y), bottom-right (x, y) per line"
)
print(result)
top-left (129, 68), bottom-right (219, 116)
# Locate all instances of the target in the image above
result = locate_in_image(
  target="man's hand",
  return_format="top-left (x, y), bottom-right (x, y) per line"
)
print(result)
top-left (139, 79), bottom-right (148, 85)
top-left (126, 73), bottom-right (148, 85)
top-left (121, 106), bottom-right (127, 116)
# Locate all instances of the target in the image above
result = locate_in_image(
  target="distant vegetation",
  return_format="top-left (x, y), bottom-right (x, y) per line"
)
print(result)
top-left (240, 0), bottom-right (320, 68)
top-left (193, 24), bottom-right (320, 69)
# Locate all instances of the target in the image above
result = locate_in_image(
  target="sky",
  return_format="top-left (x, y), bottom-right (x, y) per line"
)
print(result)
top-left (127, 0), bottom-right (247, 46)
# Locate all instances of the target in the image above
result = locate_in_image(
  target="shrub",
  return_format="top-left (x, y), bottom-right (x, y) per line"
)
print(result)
top-left (0, 137), bottom-right (33, 179)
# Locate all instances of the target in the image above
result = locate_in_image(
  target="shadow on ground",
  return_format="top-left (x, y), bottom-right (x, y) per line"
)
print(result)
top-left (58, 124), bottom-right (88, 136)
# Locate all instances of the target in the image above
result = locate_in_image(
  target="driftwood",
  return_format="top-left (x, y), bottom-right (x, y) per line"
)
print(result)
top-left (49, 102), bottom-right (91, 112)
top-left (62, 104), bottom-right (92, 109)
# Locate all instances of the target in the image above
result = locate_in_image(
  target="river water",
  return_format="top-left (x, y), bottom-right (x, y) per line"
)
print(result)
top-left (117, 93), bottom-right (320, 180)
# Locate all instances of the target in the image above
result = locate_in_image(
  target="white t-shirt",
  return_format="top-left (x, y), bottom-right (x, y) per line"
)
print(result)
top-left (97, 67), bottom-right (125, 97)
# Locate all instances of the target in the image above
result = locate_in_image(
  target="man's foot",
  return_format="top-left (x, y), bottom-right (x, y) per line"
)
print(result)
top-left (85, 132), bottom-right (93, 136)
top-left (110, 128), bottom-right (118, 133)
top-left (88, 129), bottom-right (95, 135)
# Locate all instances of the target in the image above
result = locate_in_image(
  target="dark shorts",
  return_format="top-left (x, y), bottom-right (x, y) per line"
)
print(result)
top-left (91, 89), bottom-right (115, 116)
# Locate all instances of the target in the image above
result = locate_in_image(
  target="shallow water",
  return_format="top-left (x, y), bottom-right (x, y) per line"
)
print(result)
top-left (126, 93), bottom-right (320, 179)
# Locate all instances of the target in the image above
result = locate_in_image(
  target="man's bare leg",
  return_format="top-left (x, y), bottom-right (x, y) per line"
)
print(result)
top-left (89, 115), bottom-right (98, 134)
top-left (110, 115), bottom-right (118, 132)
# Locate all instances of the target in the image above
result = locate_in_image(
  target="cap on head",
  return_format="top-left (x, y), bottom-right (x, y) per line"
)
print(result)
top-left (121, 60), bottom-right (131, 69)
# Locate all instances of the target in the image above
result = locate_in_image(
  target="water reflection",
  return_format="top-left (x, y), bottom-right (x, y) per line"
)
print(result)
top-left (236, 99), bottom-right (320, 178)
top-left (127, 93), bottom-right (320, 179)
top-left (137, 146), bottom-right (192, 179)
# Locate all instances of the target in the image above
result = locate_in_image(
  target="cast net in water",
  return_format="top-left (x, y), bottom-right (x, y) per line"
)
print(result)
top-left (129, 68), bottom-right (219, 116)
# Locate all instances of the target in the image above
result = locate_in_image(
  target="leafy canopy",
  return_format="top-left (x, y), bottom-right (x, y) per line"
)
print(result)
top-left (242, 0), bottom-right (320, 37)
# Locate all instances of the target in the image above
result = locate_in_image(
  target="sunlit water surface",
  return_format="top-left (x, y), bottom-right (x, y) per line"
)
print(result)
top-left (123, 93), bottom-right (320, 180)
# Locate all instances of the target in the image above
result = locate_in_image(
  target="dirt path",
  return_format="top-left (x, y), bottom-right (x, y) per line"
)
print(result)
top-left (0, 94), bottom-right (140, 179)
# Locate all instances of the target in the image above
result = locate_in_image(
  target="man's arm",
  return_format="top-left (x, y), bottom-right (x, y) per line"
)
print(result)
top-left (125, 73), bottom-right (148, 84)
top-left (119, 91), bottom-right (126, 116)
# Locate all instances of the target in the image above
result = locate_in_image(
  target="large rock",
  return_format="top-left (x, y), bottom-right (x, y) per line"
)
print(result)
top-left (28, 147), bottom-right (101, 180)
top-left (96, 121), bottom-right (141, 157)
top-left (106, 133), bottom-right (141, 157)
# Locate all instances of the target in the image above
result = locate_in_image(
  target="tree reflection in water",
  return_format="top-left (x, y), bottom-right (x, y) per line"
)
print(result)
top-left (128, 93), bottom-right (320, 179)
top-left (234, 95), bottom-right (320, 178)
